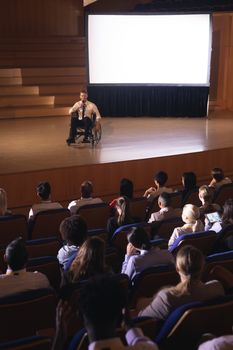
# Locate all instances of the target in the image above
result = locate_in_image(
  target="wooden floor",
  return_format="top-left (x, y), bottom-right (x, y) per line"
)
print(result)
top-left (1, 109), bottom-right (233, 213)
top-left (1, 109), bottom-right (233, 174)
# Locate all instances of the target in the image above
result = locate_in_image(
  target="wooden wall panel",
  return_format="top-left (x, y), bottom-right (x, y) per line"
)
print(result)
top-left (1, 147), bottom-right (233, 215)
top-left (0, 0), bottom-right (84, 37)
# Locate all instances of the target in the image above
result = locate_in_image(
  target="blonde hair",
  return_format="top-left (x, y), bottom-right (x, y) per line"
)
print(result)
top-left (182, 204), bottom-right (200, 232)
top-left (199, 185), bottom-right (213, 203)
top-left (0, 188), bottom-right (7, 215)
top-left (169, 245), bottom-right (204, 296)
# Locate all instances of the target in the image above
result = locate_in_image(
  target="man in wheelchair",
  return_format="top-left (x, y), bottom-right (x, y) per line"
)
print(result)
top-left (66, 90), bottom-right (101, 145)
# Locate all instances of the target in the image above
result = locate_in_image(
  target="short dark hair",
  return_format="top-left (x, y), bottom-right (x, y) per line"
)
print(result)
top-left (78, 275), bottom-right (127, 326)
top-left (80, 90), bottom-right (88, 95)
top-left (5, 238), bottom-right (28, 271)
top-left (127, 226), bottom-right (151, 251)
top-left (222, 198), bottom-right (233, 224)
top-left (154, 171), bottom-right (168, 186)
top-left (59, 215), bottom-right (87, 246)
top-left (182, 172), bottom-right (197, 190)
top-left (120, 178), bottom-right (134, 199)
top-left (36, 182), bottom-right (51, 200)
top-left (81, 181), bottom-right (93, 198)
top-left (158, 192), bottom-right (171, 207)
top-left (211, 168), bottom-right (224, 182)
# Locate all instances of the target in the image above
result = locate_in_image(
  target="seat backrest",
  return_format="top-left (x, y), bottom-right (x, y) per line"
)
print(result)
top-left (169, 231), bottom-right (217, 256)
top-left (26, 238), bottom-right (61, 259)
top-left (0, 336), bottom-right (52, 350)
top-left (153, 217), bottom-right (184, 240)
top-left (130, 265), bottom-right (179, 309)
top-left (27, 256), bottom-right (61, 291)
top-left (213, 183), bottom-right (233, 206)
top-left (0, 215), bottom-right (28, 246)
top-left (155, 295), bottom-right (233, 349)
top-left (203, 250), bottom-right (233, 280)
top-left (130, 197), bottom-right (149, 222)
top-left (77, 203), bottom-right (110, 230)
top-left (29, 209), bottom-right (70, 240)
top-left (182, 188), bottom-right (200, 207)
top-left (0, 289), bottom-right (57, 342)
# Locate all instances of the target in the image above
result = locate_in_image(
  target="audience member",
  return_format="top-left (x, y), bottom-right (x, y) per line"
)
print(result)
top-left (199, 185), bottom-right (221, 216)
top-left (181, 171), bottom-right (198, 203)
top-left (208, 168), bottom-right (232, 190)
top-left (62, 236), bottom-right (109, 285)
top-left (168, 204), bottom-right (204, 248)
top-left (205, 198), bottom-right (233, 234)
top-left (138, 245), bottom-right (224, 321)
top-left (121, 226), bottom-right (174, 279)
top-left (0, 238), bottom-right (51, 297)
top-left (109, 178), bottom-right (134, 209)
top-left (148, 192), bottom-right (181, 223)
top-left (28, 181), bottom-right (62, 220)
top-left (198, 335), bottom-right (233, 350)
top-left (57, 215), bottom-right (87, 269)
top-left (107, 196), bottom-right (134, 239)
top-left (0, 188), bottom-right (12, 216)
top-left (52, 275), bottom-right (159, 350)
top-left (68, 180), bottom-right (103, 215)
top-left (143, 171), bottom-right (173, 202)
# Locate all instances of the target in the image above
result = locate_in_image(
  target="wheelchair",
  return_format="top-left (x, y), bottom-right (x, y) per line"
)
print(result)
top-left (74, 112), bottom-right (102, 147)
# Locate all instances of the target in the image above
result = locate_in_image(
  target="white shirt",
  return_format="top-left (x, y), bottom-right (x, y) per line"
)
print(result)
top-left (69, 100), bottom-right (101, 121)
top-left (198, 336), bottom-right (233, 350)
top-left (68, 197), bottom-right (103, 215)
top-left (0, 268), bottom-right (51, 298)
top-left (57, 245), bottom-right (78, 268)
top-left (88, 328), bottom-right (158, 350)
top-left (121, 247), bottom-right (174, 280)
top-left (28, 200), bottom-right (63, 219)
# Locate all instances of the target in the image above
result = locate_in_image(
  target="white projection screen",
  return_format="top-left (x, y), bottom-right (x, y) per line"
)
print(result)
top-left (87, 13), bottom-right (211, 86)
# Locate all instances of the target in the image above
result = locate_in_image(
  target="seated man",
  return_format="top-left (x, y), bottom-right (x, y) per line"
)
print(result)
top-left (68, 180), bottom-right (103, 215)
top-left (66, 90), bottom-right (101, 145)
top-left (0, 238), bottom-right (51, 298)
top-left (148, 192), bottom-right (181, 223)
top-left (28, 181), bottom-right (63, 220)
top-left (143, 171), bottom-right (173, 203)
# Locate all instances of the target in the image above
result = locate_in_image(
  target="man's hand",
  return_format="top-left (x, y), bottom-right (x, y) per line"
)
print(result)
top-left (126, 242), bottom-right (138, 256)
top-left (143, 187), bottom-right (156, 197)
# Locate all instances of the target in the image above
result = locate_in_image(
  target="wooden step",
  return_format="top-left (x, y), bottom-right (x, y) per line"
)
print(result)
top-left (0, 85), bottom-right (39, 96)
top-left (22, 75), bottom-right (87, 85)
top-left (21, 67), bottom-right (86, 77)
top-left (0, 95), bottom-right (54, 107)
top-left (0, 57), bottom-right (85, 68)
top-left (0, 43), bottom-right (86, 51)
top-left (39, 84), bottom-right (85, 95)
top-left (0, 106), bottom-right (69, 119)
top-left (0, 68), bottom-right (21, 77)
top-left (0, 51), bottom-right (86, 58)
top-left (0, 36), bottom-right (85, 44)
top-left (0, 77), bottom-right (22, 85)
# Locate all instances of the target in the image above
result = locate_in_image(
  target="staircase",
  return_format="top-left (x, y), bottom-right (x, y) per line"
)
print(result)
top-left (0, 36), bottom-right (87, 119)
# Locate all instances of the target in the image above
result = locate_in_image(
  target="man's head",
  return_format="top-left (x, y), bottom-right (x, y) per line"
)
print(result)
top-left (154, 171), bottom-right (168, 187)
top-left (127, 226), bottom-right (151, 251)
top-left (211, 168), bottom-right (224, 183)
top-left (59, 215), bottom-right (87, 246)
top-left (158, 192), bottom-right (171, 208)
top-left (80, 180), bottom-right (93, 199)
top-left (78, 275), bottom-right (127, 341)
top-left (80, 90), bottom-right (88, 103)
top-left (5, 238), bottom-right (28, 271)
top-left (36, 182), bottom-right (51, 201)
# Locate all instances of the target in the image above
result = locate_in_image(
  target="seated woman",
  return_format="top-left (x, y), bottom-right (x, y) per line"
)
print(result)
top-left (62, 236), bottom-right (109, 285)
top-left (121, 226), bottom-right (174, 280)
top-left (0, 188), bottom-right (12, 216)
top-left (107, 196), bottom-right (134, 240)
top-left (138, 245), bottom-right (224, 322)
top-left (180, 171), bottom-right (198, 204)
top-left (208, 167), bottom-right (232, 190)
top-left (205, 198), bottom-right (233, 234)
top-left (109, 178), bottom-right (134, 209)
top-left (168, 204), bottom-right (204, 248)
top-left (198, 185), bottom-right (221, 216)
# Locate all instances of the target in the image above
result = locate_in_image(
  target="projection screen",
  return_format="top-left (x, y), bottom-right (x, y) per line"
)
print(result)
top-left (87, 13), bottom-right (211, 86)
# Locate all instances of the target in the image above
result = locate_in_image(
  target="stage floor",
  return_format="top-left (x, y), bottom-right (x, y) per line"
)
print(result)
top-left (1, 110), bottom-right (233, 175)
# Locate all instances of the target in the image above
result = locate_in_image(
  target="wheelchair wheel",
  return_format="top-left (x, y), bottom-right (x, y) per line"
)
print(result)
top-left (91, 125), bottom-right (102, 147)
